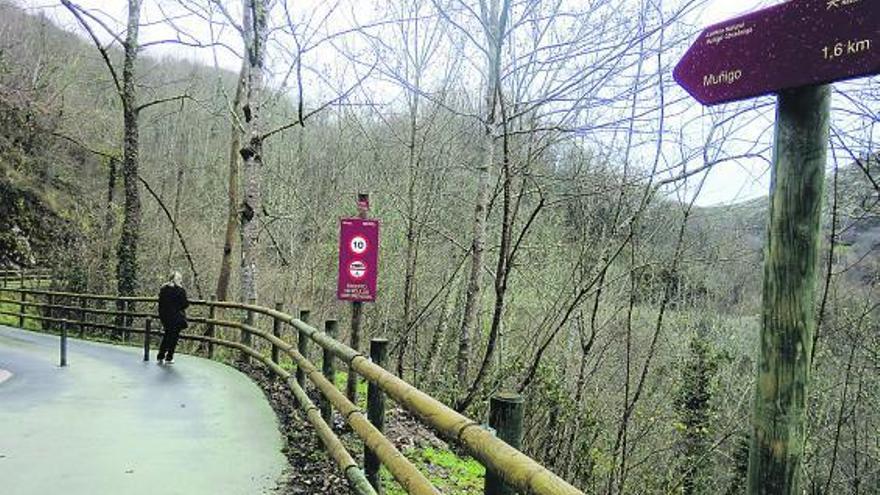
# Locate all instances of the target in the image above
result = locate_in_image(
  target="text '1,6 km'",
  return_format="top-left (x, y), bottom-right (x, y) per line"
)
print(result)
top-left (674, 0), bottom-right (880, 106)
top-left (823, 39), bottom-right (872, 61)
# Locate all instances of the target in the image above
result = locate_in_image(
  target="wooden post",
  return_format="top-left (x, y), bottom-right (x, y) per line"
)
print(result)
top-left (60, 294), bottom-right (68, 338)
top-left (123, 299), bottom-right (131, 342)
top-left (242, 298), bottom-right (256, 363)
top-left (297, 309), bottom-right (310, 392)
top-left (272, 301), bottom-right (284, 364)
top-left (144, 318), bottom-right (151, 362)
top-left (59, 294), bottom-right (68, 368)
top-left (18, 272), bottom-right (25, 329)
top-left (47, 293), bottom-right (55, 333)
top-left (79, 296), bottom-right (87, 338)
top-left (747, 85), bottom-right (830, 495)
top-left (207, 295), bottom-right (216, 359)
top-left (484, 393), bottom-right (525, 495)
top-left (114, 297), bottom-right (124, 341)
top-left (348, 192), bottom-right (369, 404)
top-left (365, 338), bottom-right (388, 494)
top-left (128, 299), bottom-right (136, 342)
top-left (321, 319), bottom-right (338, 424)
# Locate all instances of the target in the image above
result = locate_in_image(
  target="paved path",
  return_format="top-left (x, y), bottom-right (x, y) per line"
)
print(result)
top-left (0, 326), bottom-right (286, 495)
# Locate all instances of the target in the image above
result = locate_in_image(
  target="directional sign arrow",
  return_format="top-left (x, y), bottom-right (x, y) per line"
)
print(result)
top-left (674, 0), bottom-right (880, 106)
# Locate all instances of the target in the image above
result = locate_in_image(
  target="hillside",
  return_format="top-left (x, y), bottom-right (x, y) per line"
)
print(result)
top-left (0, 73), bottom-right (86, 273)
top-left (696, 156), bottom-right (880, 283)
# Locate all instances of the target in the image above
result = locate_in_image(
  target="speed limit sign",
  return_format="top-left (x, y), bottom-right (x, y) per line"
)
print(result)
top-left (337, 218), bottom-right (380, 302)
top-left (350, 236), bottom-right (368, 254)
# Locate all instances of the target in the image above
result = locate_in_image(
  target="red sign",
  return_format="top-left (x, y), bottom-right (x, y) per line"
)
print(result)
top-left (674, 0), bottom-right (880, 106)
top-left (337, 218), bottom-right (379, 302)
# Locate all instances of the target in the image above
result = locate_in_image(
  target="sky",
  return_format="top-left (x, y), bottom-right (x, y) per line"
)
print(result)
top-left (11, 0), bottom-right (864, 207)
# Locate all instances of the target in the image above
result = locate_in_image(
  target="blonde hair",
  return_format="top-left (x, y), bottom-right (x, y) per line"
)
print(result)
top-left (167, 271), bottom-right (183, 287)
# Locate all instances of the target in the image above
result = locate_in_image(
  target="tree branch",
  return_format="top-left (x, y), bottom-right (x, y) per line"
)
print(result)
top-left (137, 175), bottom-right (205, 298)
top-left (60, 0), bottom-right (122, 97)
top-left (259, 61), bottom-right (378, 141)
top-left (136, 93), bottom-right (192, 113)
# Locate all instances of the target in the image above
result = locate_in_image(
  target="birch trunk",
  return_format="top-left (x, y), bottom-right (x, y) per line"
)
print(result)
top-left (215, 60), bottom-right (247, 301)
top-left (238, 0), bottom-right (267, 303)
top-left (456, 0), bottom-right (509, 391)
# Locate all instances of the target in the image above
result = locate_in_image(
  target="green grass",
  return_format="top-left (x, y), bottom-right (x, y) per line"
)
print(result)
top-left (334, 370), bottom-right (369, 402)
top-left (380, 446), bottom-right (486, 494)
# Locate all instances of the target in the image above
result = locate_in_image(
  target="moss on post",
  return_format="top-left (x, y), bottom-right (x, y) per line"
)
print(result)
top-left (365, 338), bottom-right (388, 493)
top-left (322, 320), bottom-right (338, 424)
top-left (747, 84), bottom-right (830, 495)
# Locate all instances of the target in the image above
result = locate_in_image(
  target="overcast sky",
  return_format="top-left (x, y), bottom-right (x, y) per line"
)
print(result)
top-left (14, 0), bottom-right (858, 207)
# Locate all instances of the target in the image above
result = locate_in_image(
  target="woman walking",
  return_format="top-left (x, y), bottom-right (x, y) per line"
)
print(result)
top-left (157, 271), bottom-right (189, 364)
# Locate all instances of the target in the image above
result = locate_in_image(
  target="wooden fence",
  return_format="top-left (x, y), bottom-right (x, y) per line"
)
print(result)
top-left (0, 272), bottom-right (583, 495)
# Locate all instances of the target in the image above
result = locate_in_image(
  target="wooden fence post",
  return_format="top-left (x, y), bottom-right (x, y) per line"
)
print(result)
top-left (47, 292), bottom-right (54, 333)
top-left (79, 296), bottom-right (88, 338)
top-left (125, 299), bottom-right (134, 342)
top-left (484, 393), bottom-right (525, 495)
top-left (321, 319), bottom-right (338, 424)
top-left (242, 298), bottom-right (256, 363)
top-left (272, 302), bottom-right (284, 364)
top-left (297, 310), bottom-right (310, 393)
top-left (18, 272), bottom-right (25, 329)
top-left (144, 318), bottom-right (152, 362)
top-left (59, 294), bottom-right (68, 368)
top-left (365, 338), bottom-right (388, 494)
top-left (207, 295), bottom-right (216, 359)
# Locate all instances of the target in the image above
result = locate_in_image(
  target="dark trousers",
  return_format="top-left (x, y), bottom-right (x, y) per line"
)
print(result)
top-left (158, 328), bottom-right (181, 360)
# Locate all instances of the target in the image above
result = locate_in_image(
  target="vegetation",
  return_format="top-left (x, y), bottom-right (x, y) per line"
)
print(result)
top-left (1, 0), bottom-right (878, 493)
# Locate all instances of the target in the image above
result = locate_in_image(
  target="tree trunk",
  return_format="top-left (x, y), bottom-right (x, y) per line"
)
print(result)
top-left (455, 129), bottom-right (518, 412)
top-left (238, 0), bottom-right (267, 303)
top-left (456, 0), bottom-right (509, 391)
top-left (215, 60), bottom-right (247, 301)
top-left (399, 69), bottom-right (421, 379)
top-left (115, 0), bottom-right (142, 331)
top-left (97, 156), bottom-right (117, 292)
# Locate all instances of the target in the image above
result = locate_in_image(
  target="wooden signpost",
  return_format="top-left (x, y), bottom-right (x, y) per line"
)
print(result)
top-left (337, 193), bottom-right (380, 404)
top-left (675, 1), bottom-right (879, 493)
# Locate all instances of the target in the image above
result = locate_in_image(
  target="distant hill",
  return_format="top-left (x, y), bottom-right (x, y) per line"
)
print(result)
top-left (695, 155), bottom-right (880, 286)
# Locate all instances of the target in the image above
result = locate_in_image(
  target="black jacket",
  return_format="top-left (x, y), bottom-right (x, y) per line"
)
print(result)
top-left (158, 284), bottom-right (189, 331)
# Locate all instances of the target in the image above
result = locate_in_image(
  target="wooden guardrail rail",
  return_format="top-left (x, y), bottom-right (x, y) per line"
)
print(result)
top-left (0, 274), bottom-right (584, 495)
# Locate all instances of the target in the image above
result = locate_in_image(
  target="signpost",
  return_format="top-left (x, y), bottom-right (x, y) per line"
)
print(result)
top-left (337, 217), bottom-right (380, 302)
top-left (674, 0), bottom-right (879, 106)
top-left (337, 193), bottom-right (379, 404)
top-left (675, 1), bottom-right (879, 494)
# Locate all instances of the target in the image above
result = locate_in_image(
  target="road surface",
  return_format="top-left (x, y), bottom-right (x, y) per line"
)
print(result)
top-left (0, 325), bottom-right (286, 495)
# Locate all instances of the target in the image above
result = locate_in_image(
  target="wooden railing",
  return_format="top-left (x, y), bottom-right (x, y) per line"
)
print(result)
top-left (0, 274), bottom-right (584, 495)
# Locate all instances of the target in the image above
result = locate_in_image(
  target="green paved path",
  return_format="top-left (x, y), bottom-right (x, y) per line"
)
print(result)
top-left (0, 326), bottom-right (286, 495)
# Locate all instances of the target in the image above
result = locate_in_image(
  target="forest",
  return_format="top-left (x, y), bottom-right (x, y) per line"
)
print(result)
top-left (0, 0), bottom-right (877, 493)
